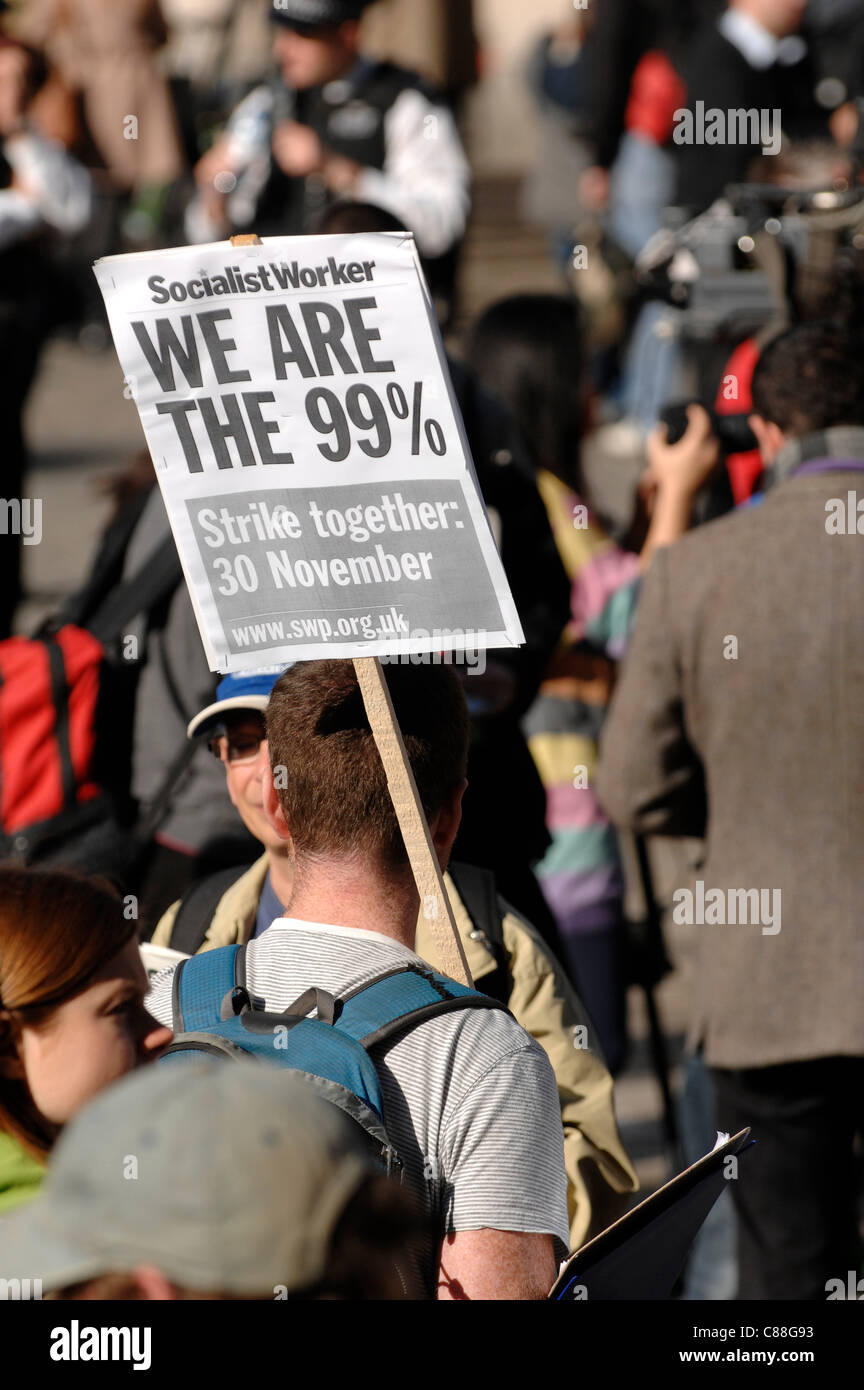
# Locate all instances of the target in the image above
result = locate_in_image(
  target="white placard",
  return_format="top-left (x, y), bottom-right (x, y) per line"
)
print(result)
top-left (94, 233), bottom-right (523, 672)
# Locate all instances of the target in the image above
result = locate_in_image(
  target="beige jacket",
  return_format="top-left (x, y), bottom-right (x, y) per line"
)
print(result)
top-left (16, 0), bottom-right (184, 187)
top-left (153, 856), bottom-right (638, 1249)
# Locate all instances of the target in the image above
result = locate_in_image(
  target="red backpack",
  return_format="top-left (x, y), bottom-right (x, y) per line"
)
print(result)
top-left (0, 627), bottom-right (103, 855)
top-left (0, 507), bottom-right (186, 870)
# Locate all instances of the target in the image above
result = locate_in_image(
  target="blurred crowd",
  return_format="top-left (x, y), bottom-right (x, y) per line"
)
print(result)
top-left (0, 0), bottom-right (863, 1304)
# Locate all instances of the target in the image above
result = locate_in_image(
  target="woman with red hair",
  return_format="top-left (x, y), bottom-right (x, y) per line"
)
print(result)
top-left (0, 868), bottom-right (171, 1208)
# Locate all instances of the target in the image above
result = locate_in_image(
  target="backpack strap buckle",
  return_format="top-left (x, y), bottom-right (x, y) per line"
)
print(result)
top-left (279, 987), bottom-right (338, 1027)
top-left (172, 943), bottom-right (246, 1033)
top-left (220, 985), bottom-right (252, 1020)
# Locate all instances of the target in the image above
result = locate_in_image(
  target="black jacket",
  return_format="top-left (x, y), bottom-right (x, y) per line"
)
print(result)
top-left (674, 26), bottom-right (827, 214)
top-left (582, 0), bottom-right (721, 170)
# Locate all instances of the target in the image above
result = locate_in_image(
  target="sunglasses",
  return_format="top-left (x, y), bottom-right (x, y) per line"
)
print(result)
top-left (207, 719), bottom-right (267, 766)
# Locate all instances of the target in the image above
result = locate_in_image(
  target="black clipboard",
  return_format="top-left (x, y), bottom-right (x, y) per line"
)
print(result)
top-left (550, 1128), bottom-right (753, 1301)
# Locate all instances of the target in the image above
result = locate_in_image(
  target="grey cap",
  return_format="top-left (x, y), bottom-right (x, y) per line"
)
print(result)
top-left (0, 1063), bottom-right (375, 1296)
top-left (271, 0), bottom-right (370, 28)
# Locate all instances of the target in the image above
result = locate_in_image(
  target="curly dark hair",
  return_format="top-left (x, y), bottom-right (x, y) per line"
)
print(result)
top-left (751, 321), bottom-right (864, 436)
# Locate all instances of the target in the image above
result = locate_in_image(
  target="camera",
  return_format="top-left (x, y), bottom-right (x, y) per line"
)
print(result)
top-left (660, 403), bottom-right (757, 453)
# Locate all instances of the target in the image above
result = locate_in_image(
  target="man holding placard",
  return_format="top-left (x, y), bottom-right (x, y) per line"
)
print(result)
top-left (146, 660), bottom-right (571, 1299)
top-left (147, 664), bottom-right (639, 1252)
top-left (99, 227), bottom-right (564, 1294)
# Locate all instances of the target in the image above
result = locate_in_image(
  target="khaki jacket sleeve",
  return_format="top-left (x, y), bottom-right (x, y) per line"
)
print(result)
top-left (149, 899), bottom-right (180, 949)
top-left (416, 875), bottom-right (639, 1253)
top-left (502, 911), bottom-right (639, 1250)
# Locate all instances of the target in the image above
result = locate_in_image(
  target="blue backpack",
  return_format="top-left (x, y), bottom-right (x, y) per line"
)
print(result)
top-left (160, 944), bottom-right (507, 1175)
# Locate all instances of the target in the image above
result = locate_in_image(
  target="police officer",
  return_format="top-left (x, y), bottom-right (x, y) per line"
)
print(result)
top-left (187, 0), bottom-right (470, 260)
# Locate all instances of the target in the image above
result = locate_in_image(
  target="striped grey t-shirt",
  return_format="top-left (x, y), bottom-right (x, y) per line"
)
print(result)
top-left (147, 919), bottom-right (569, 1288)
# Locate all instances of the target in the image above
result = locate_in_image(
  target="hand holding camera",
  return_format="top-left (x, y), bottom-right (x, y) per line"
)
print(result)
top-left (644, 404), bottom-right (722, 502)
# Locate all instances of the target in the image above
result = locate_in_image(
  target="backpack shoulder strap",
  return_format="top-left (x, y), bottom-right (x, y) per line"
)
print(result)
top-left (169, 866), bottom-right (248, 955)
top-left (171, 944), bottom-right (243, 1033)
top-left (86, 532), bottom-right (183, 647)
top-left (334, 964), bottom-right (507, 1051)
top-left (447, 860), bottom-right (511, 1005)
top-left (56, 487), bottom-right (154, 632)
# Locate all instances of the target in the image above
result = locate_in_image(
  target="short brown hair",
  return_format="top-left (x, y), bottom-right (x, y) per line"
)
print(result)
top-left (266, 661), bottom-right (468, 869)
top-left (0, 869), bottom-right (136, 1159)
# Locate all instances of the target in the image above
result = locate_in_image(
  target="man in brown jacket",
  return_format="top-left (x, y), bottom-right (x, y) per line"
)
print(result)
top-left (596, 322), bottom-right (864, 1300)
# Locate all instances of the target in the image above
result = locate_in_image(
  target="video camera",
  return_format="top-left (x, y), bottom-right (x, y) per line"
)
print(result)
top-left (640, 128), bottom-right (864, 482)
top-left (638, 181), bottom-right (864, 342)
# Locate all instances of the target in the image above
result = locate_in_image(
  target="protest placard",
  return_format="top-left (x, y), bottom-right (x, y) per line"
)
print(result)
top-left (93, 232), bottom-right (523, 674)
top-left (95, 231), bottom-right (500, 983)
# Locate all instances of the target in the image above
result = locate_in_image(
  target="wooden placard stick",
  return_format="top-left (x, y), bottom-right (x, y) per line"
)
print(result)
top-left (229, 235), bottom-right (472, 985)
top-left (352, 655), bottom-right (472, 986)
